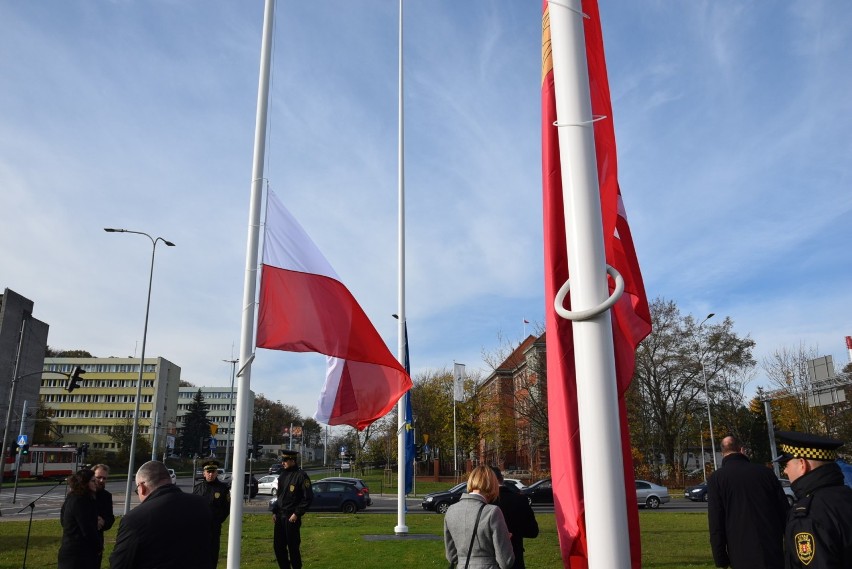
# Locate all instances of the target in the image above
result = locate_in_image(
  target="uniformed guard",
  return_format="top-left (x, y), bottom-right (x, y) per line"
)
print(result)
top-left (193, 459), bottom-right (230, 569)
top-left (774, 430), bottom-right (852, 569)
top-left (270, 449), bottom-right (313, 569)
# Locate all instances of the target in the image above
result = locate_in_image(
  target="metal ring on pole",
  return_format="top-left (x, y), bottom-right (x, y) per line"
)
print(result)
top-left (553, 115), bottom-right (607, 128)
top-left (554, 265), bottom-right (624, 321)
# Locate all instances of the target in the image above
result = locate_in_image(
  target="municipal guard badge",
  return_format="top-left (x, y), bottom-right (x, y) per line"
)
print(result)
top-left (214, 492), bottom-right (221, 499)
top-left (289, 484), bottom-right (295, 492)
top-left (795, 532), bottom-right (815, 565)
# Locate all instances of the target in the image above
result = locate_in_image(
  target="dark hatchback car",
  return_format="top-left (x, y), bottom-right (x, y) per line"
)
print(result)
top-left (317, 477), bottom-right (372, 506)
top-left (310, 480), bottom-right (368, 513)
top-left (521, 478), bottom-right (553, 505)
top-left (267, 480), bottom-right (367, 514)
top-left (684, 482), bottom-right (708, 502)
top-left (268, 463), bottom-right (283, 475)
top-left (421, 482), bottom-right (467, 514)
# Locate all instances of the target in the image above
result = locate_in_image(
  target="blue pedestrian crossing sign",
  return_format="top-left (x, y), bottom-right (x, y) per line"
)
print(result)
top-left (17, 435), bottom-right (28, 446)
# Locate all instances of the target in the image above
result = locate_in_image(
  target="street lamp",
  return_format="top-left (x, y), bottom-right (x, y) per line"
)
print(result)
top-left (697, 313), bottom-right (717, 471)
top-left (223, 358), bottom-right (238, 473)
top-left (104, 228), bottom-right (174, 515)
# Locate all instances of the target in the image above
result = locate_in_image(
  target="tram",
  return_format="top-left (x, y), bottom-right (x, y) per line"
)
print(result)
top-left (2, 445), bottom-right (79, 480)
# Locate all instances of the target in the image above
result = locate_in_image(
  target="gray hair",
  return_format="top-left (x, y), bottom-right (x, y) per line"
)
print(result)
top-left (136, 461), bottom-right (171, 490)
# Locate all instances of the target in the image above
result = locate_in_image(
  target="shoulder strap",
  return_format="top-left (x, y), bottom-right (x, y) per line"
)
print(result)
top-left (464, 503), bottom-right (487, 569)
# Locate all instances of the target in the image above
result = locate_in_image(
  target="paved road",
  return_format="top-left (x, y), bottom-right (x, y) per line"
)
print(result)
top-left (2, 477), bottom-right (708, 521)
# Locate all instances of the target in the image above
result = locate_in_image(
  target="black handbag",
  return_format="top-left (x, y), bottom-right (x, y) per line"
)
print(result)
top-left (450, 502), bottom-right (486, 569)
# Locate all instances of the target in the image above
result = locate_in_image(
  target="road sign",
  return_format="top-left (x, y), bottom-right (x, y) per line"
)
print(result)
top-left (17, 435), bottom-right (28, 446)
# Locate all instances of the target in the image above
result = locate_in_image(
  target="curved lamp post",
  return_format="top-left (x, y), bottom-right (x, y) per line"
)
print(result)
top-left (697, 313), bottom-right (717, 471)
top-left (104, 228), bottom-right (174, 515)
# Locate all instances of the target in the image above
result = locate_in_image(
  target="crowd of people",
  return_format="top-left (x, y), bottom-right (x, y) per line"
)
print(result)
top-left (53, 429), bottom-right (851, 569)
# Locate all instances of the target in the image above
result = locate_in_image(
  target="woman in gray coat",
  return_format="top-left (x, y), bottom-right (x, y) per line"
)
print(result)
top-left (444, 466), bottom-right (515, 569)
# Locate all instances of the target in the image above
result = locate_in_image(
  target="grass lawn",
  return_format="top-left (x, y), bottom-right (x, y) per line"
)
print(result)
top-left (0, 510), bottom-right (716, 569)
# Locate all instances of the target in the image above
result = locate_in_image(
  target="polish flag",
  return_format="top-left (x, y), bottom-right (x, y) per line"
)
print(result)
top-left (542, 0), bottom-right (651, 567)
top-left (256, 190), bottom-right (411, 430)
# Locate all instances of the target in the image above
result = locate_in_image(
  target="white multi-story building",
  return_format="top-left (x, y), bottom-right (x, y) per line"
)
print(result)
top-left (176, 386), bottom-right (254, 461)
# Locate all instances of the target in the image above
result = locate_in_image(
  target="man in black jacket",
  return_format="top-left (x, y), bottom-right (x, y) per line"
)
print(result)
top-left (193, 459), bottom-right (230, 569)
top-left (775, 431), bottom-right (852, 569)
top-left (110, 461), bottom-right (211, 569)
top-left (492, 467), bottom-right (538, 569)
top-left (707, 435), bottom-right (788, 568)
top-left (93, 463), bottom-right (115, 567)
top-left (271, 450), bottom-right (312, 569)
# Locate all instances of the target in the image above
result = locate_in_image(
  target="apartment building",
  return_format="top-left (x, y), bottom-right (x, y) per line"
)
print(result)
top-left (40, 357), bottom-right (180, 455)
top-left (177, 386), bottom-right (255, 460)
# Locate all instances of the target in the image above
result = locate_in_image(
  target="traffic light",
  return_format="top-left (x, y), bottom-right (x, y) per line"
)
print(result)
top-left (21, 444), bottom-right (29, 455)
top-left (66, 366), bottom-right (85, 392)
top-left (414, 444), bottom-right (423, 462)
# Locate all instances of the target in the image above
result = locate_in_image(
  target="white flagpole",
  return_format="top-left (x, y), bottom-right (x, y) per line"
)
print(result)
top-left (227, 0), bottom-right (275, 567)
top-left (394, 0), bottom-right (409, 536)
top-left (549, 2), bottom-right (629, 568)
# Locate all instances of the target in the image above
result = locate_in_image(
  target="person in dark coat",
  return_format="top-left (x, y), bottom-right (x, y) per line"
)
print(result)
top-left (193, 459), bottom-right (230, 569)
top-left (707, 435), bottom-right (788, 568)
top-left (110, 460), bottom-right (212, 569)
top-left (59, 468), bottom-right (100, 569)
top-left (491, 467), bottom-right (538, 569)
top-left (92, 463), bottom-right (115, 567)
top-left (775, 431), bottom-right (852, 569)
top-left (270, 450), bottom-right (313, 569)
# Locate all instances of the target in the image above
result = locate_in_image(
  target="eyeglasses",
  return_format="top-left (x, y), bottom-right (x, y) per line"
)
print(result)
top-left (134, 481), bottom-right (146, 495)
top-left (94, 476), bottom-right (108, 481)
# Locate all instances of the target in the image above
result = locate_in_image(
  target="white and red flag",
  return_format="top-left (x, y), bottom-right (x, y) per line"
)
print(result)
top-left (542, 0), bottom-right (652, 567)
top-left (256, 190), bottom-right (411, 430)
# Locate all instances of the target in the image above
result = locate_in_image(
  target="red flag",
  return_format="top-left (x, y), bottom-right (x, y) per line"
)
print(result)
top-left (256, 190), bottom-right (412, 430)
top-left (542, 1), bottom-right (651, 567)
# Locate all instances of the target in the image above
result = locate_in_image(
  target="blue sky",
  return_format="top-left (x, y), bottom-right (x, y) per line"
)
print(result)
top-left (2, 1), bottom-right (850, 420)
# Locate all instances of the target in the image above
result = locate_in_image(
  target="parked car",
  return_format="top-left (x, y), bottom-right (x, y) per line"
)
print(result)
top-left (268, 463), bottom-right (284, 475)
top-left (257, 474), bottom-right (279, 495)
top-left (636, 480), bottom-right (670, 509)
top-left (333, 460), bottom-right (351, 470)
top-left (421, 482), bottom-right (467, 514)
top-left (312, 480), bottom-right (368, 513)
top-left (232, 473), bottom-right (259, 499)
top-left (503, 478), bottom-right (526, 490)
top-left (317, 477), bottom-right (372, 506)
top-left (779, 478), bottom-right (795, 506)
top-left (684, 482), bottom-right (708, 502)
top-left (167, 468), bottom-right (177, 485)
top-left (504, 469), bottom-right (532, 480)
top-left (521, 478), bottom-right (554, 505)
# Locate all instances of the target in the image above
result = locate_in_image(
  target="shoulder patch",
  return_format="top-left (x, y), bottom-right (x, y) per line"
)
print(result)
top-left (795, 532), bottom-right (815, 566)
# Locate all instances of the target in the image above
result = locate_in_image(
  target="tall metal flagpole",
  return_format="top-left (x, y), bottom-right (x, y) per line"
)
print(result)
top-left (394, 0), bottom-right (409, 536)
top-left (226, 0), bottom-right (275, 566)
top-left (549, 2), bottom-right (630, 567)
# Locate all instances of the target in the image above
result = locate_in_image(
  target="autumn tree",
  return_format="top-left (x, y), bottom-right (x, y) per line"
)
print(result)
top-left (251, 395), bottom-right (301, 447)
top-left (628, 298), bottom-right (755, 479)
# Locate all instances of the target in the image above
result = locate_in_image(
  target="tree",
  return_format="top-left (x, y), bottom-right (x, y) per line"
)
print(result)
top-left (628, 298), bottom-right (756, 481)
top-left (32, 406), bottom-right (61, 444)
top-left (107, 417), bottom-right (152, 467)
top-left (179, 390), bottom-right (211, 457)
top-left (45, 347), bottom-right (93, 358)
top-left (252, 395), bottom-right (301, 448)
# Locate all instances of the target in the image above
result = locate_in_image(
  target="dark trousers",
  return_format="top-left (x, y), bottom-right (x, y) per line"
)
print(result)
top-left (273, 515), bottom-right (302, 569)
top-left (210, 526), bottom-right (222, 569)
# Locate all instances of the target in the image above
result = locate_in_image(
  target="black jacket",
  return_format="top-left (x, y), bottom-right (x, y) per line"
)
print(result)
top-left (273, 466), bottom-right (312, 518)
top-left (785, 462), bottom-right (852, 569)
top-left (109, 483), bottom-right (212, 569)
top-left (193, 477), bottom-right (230, 528)
top-left (59, 492), bottom-right (100, 569)
top-left (95, 488), bottom-right (115, 549)
top-left (707, 453), bottom-right (788, 568)
top-left (496, 484), bottom-right (539, 569)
